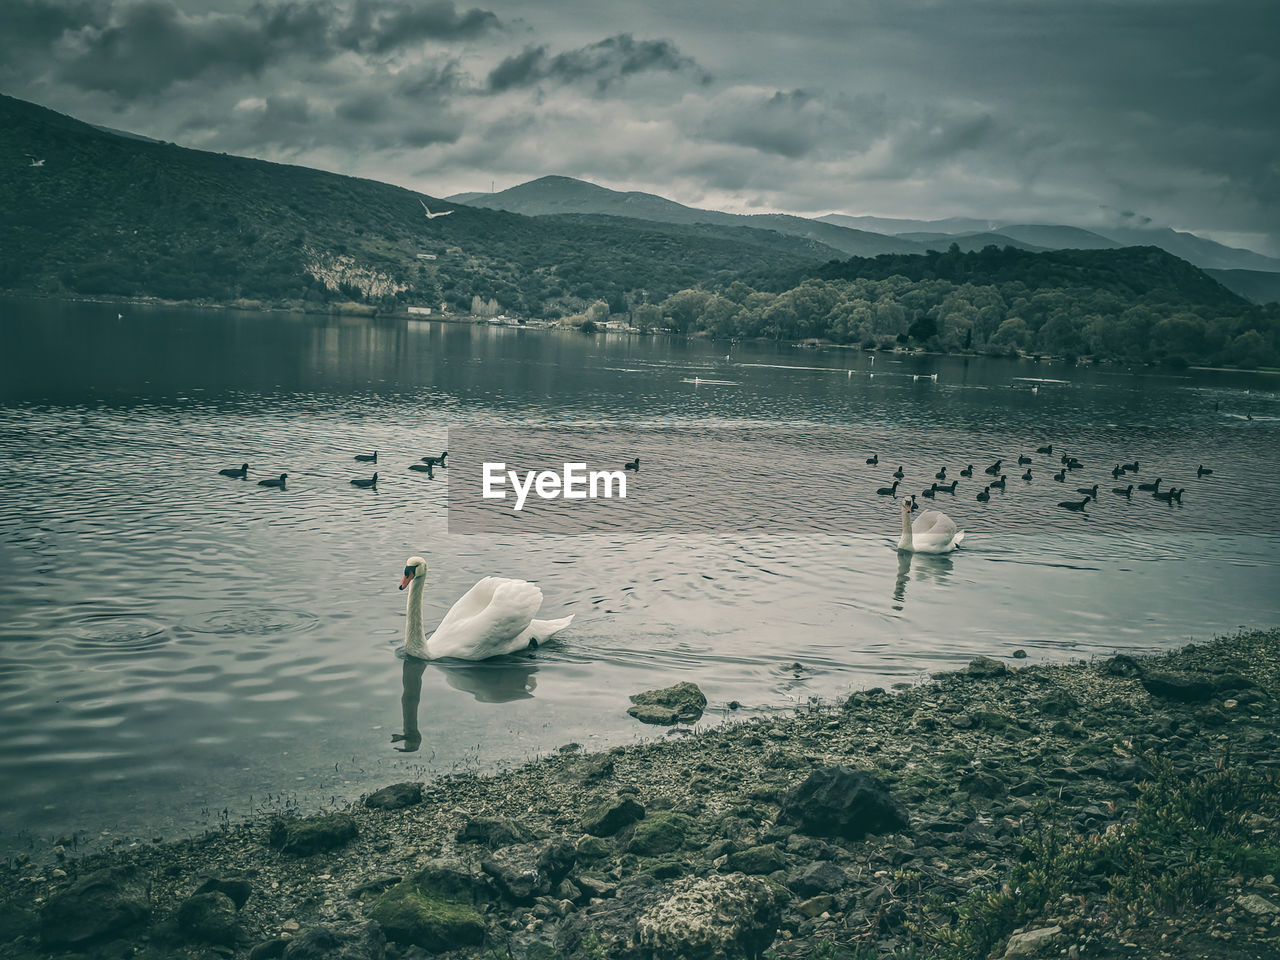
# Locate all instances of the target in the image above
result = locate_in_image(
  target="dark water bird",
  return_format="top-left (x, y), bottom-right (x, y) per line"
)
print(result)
top-left (1076, 484), bottom-right (1099, 498)
top-left (354, 451), bottom-right (377, 463)
top-left (1122, 461), bottom-right (1139, 472)
top-left (976, 486), bottom-right (991, 502)
top-left (1154, 488), bottom-right (1183, 502)
top-left (940, 480), bottom-right (958, 494)
top-left (1113, 484), bottom-right (1134, 498)
top-left (921, 484), bottom-right (937, 498)
top-left (960, 464), bottom-right (974, 477)
top-left (421, 450), bottom-right (448, 468)
top-left (935, 466), bottom-right (947, 480)
top-left (1058, 496), bottom-right (1091, 511)
top-left (984, 459), bottom-right (1003, 475)
top-left (1022, 469), bottom-right (1033, 481)
top-left (1197, 464), bottom-right (1213, 477)
top-left (219, 463), bottom-right (248, 479)
top-left (893, 466), bottom-right (905, 479)
top-left (351, 473), bottom-right (378, 489)
top-left (877, 480), bottom-right (900, 496)
top-left (990, 475), bottom-right (1007, 490)
top-left (258, 473), bottom-right (287, 488)
top-left (866, 454), bottom-right (879, 465)
top-left (1036, 444), bottom-right (1053, 454)
top-left (409, 463), bottom-right (435, 477)
top-left (624, 458), bottom-right (640, 472)
top-left (1018, 454), bottom-right (1032, 465)
top-left (1111, 464), bottom-right (1124, 479)
top-left (1053, 469), bottom-right (1066, 482)
top-left (1066, 458), bottom-right (1084, 470)
top-left (1138, 477), bottom-right (1162, 492)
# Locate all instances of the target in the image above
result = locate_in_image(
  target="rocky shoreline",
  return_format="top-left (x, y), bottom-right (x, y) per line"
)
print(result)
top-left (3, 630), bottom-right (1280, 960)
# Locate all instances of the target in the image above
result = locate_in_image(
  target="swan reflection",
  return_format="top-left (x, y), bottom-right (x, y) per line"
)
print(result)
top-left (392, 652), bottom-right (540, 751)
top-left (893, 550), bottom-right (955, 604)
top-left (439, 656), bottom-right (539, 703)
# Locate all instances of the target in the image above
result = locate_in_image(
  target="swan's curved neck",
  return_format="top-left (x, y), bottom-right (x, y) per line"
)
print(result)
top-left (405, 576), bottom-right (428, 659)
top-left (899, 508), bottom-right (913, 548)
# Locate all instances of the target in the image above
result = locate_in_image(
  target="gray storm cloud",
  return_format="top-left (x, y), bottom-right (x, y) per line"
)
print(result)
top-left (0, 0), bottom-right (1276, 255)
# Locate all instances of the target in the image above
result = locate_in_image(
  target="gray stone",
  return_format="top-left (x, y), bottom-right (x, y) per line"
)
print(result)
top-left (967, 656), bottom-right (1008, 678)
top-left (1002, 924), bottom-right (1063, 958)
top-left (176, 891), bottom-right (239, 945)
top-left (482, 840), bottom-right (576, 904)
top-left (628, 682), bottom-right (707, 725)
top-left (781, 766), bottom-right (909, 842)
top-left (193, 876), bottom-right (252, 909)
top-left (40, 865), bottom-right (151, 948)
top-left (250, 938), bottom-right (289, 960)
top-left (1238, 893), bottom-right (1280, 916)
top-left (636, 873), bottom-right (780, 960)
top-left (268, 813), bottom-right (358, 856)
top-left (282, 922), bottom-right (386, 960)
top-left (456, 815), bottom-right (532, 848)
top-left (364, 782), bottom-right (423, 810)
top-left (1100, 654), bottom-right (1143, 677)
top-left (1141, 671), bottom-right (1215, 703)
top-left (581, 796), bottom-right (645, 836)
top-left (789, 860), bottom-right (847, 896)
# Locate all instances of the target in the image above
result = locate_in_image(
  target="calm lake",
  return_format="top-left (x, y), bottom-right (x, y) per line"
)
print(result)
top-left (1, 299), bottom-right (1278, 853)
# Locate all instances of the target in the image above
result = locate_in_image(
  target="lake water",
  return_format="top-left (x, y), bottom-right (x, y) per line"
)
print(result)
top-left (1, 298), bottom-right (1278, 853)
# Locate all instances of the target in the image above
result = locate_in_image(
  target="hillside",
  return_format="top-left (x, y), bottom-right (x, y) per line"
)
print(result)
top-left (446, 175), bottom-right (923, 257)
top-left (819, 212), bottom-right (1280, 274)
top-left (1204, 268), bottom-right (1280, 306)
top-left (0, 96), bottom-right (834, 317)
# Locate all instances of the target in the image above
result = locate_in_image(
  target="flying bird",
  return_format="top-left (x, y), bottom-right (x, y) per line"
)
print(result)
top-left (420, 200), bottom-right (453, 220)
top-left (27, 156), bottom-right (45, 167)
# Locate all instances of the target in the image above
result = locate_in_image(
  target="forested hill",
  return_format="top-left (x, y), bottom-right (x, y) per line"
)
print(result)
top-left (0, 95), bottom-right (833, 315)
top-left (798, 244), bottom-right (1248, 311)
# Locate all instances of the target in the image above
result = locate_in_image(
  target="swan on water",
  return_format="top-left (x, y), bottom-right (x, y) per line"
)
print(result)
top-left (398, 556), bottom-right (573, 661)
top-left (897, 497), bottom-right (964, 554)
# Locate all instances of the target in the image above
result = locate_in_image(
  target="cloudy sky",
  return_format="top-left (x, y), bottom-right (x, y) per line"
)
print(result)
top-left (3, 0), bottom-right (1278, 254)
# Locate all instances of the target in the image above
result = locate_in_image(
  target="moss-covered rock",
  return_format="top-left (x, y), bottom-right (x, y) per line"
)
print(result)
top-left (267, 813), bottom-right (358, 856)
top-left (723, 843), bottom-right (786, 875)
top-left (628, 682), bottom-right (707, 725)
top-left (40, 865), bottom-right (150, 948)
top-left (367, 882), bottom-right (484, 953)
top-left (628, 811), bottom-right (695, 856)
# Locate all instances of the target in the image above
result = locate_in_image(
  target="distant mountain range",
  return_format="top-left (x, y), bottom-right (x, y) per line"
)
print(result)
top-left (450, 177), bottom-right (1280, 302)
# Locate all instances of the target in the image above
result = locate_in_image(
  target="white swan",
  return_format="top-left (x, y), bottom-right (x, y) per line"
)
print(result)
top-left (398, 556), bottom-right (573, 660)
top-left (896, 498), bottom-right (964, 554)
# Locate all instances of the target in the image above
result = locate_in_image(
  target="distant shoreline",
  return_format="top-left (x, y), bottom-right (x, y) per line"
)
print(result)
top-left (3, 290), bottom-right (1278, 375)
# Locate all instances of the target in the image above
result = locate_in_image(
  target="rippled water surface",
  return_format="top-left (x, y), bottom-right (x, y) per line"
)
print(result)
top-left (1, 299), bottom-right (1278, 851)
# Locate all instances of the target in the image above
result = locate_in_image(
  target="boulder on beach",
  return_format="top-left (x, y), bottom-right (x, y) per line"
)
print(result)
top-left (967, 656), bottom-right (1009, 678)
top-left (282, 921), bottom-right (386, 960)
top-left (1140, 670), bottom-right (1215, 703)
top-left (636, 873), bottom-right (781, 960)
top-left (267, 813), bottom-right (358, 856)
top-left (368, 864), bottom-right (488, 953)
top-left (364, 782), bottom-right (423, 811)
top-left (628, 682), bottom-right (707, 725)
top-left (40, 865), bottom-right (150, 948)
top-left (176, 891), bottom-right (239, 945)
top-left (781, 766), bottom-right (909, 842)
top-left (580, 795), bottom-right (645, 836)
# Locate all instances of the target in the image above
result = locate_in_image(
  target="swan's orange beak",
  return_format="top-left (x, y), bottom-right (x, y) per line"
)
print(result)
top-left (399, 574), bottom-right (413, 591)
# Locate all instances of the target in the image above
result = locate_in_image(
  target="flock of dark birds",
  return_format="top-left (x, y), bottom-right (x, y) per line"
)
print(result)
top-left (866, 445), bottom-right (1211, 513)
top-left (216, 450), bottom-right (448, 490)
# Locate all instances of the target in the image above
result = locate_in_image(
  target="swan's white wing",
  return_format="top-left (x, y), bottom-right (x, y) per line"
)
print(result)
top-left (428, 577), bottom-right (543, 660)
top-left (912, 510), bottom-right (962, 551)
top-left (434, 577), bottom-right (501, 634)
